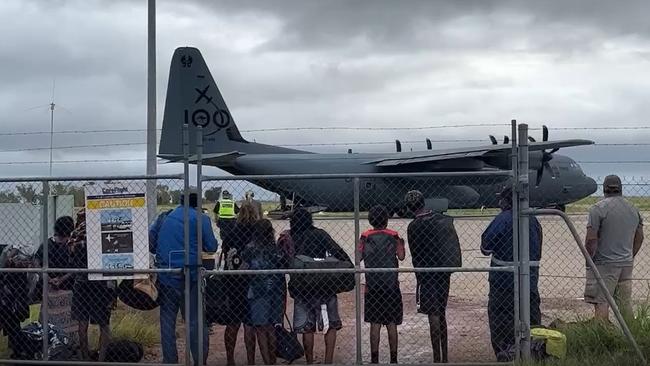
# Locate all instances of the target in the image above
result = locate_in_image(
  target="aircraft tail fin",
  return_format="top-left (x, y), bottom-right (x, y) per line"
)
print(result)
top-left (159, 47), bottom-right (300, 160)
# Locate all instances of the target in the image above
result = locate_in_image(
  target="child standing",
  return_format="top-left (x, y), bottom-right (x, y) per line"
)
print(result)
top-left (359, 205), bottom-right (406, 364)
top-left (243, 219), bottom-right (290, 365)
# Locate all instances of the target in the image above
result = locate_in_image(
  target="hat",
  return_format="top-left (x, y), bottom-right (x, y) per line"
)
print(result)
top-left (603, 175), bottom-right (622, 192)
top-left (404, 190), bottom-right (425, 209)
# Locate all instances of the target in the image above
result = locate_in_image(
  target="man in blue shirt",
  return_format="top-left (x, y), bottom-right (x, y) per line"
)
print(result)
top-left (481, 186), bottom-right (542, 362)
top-left (152, 189), bottom-right (218, 365)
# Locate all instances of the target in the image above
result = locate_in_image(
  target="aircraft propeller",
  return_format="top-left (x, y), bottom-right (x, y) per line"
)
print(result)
top-left (535, 125), bottom-right (557, 186)
top-left (489, 125), bottom-right (556, 186)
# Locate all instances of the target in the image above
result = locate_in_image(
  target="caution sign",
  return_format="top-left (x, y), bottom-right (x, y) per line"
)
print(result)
top-left (85, 182), bottom-right (149, 280)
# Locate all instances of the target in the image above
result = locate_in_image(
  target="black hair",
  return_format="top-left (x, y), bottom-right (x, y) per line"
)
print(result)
top-left (368, 205), bottom-right (389, 229)
top-left (253, 219), bottom-right (276, 248)
top-left (54, 216), bottom-right (74, 238)
top-left (290, 207), bottom-right (313, 234)
top-left (180, 192), bottom-right (198, 208)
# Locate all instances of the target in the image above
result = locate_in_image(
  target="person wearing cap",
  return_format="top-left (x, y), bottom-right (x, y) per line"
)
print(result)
top-left (213, 190), bottom-right (240, 247)
top-left (481, 185), bottom-right (542, 361)
top-left (404, 190), bottom-right (461, 363)
top-left (155, 190), bottom-right (218, 365)
top-left (585, 175), bottom-right (643, 320)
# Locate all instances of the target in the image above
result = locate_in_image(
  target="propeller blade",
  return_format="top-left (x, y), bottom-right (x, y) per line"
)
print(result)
top-left (395, 140), bottom-right (402, 153)
top-left (542, 125), bottom-right (549, 142)
top-left (536, 161), bottom-right (553, 186)
top-left (549, 147), bottom-right (559, 154)
top-left (503, 135), bottom-right (509, 144)
top-left (426, 138), bottom-right (432, 150)
top-left (528, 136), bottom-right (536, 142)
top-left (489, 135), bottom-right (498, 145)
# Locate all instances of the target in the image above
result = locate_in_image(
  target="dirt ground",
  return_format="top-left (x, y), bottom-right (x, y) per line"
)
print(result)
top-left (141, 214), bottom-right (650, 364)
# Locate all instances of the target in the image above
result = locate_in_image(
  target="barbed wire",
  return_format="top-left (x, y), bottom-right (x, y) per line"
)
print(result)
top-left (3, 124), bottom-right (650, 137)
top-left (0, 140), bottom-right (649, 153)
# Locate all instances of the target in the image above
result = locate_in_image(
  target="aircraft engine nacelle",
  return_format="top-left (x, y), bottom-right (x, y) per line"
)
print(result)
top-left (425, 198), bottom-right (449, 213)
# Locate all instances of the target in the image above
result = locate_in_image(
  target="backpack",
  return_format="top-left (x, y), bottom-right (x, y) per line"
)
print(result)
top-left (149, 209), bottom-right (173, 254)
top-left (275, 314), bottom-right (304, 363)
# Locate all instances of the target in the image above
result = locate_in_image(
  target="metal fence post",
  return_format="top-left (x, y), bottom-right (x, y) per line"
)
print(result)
top-left (510, 120), bottom-right (520, 361)
top-left (517, 124), bottom-right (531, 360)
top-left (41, 180), bottom-right (50, 360)
top-left (183, 123), bottom-right (192, 366)
top-left (196, 126), bottom-right (205, 365)
top-left (353, 177), bottom-right (362, 365)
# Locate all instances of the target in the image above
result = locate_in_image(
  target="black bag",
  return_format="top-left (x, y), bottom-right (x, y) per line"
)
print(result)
top-left (290, 255), bottom-right (355, 297)
top-left (205, 252), bottom-right (232, 325)
top-left (118, 278), bottom-right (159, 311)
top-left (104, 340), bottom-right (144, 362)
top-left (275, 313), bottom-right (304, 363)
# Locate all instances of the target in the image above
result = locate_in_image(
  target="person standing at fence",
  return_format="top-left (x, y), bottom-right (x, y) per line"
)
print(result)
top-left (405, 190), bottom-right (461, 363)
top-left (0, 246), bottom-right (32, 359)
top-left (481, 185), bottom-right (542, 362)
top-left (243, 219), bottom-right (290, 365)
top-left (584, 175), bottom-right (644, 320)
top-left (288, 208), bottom-right (350, 364)
top-left (359, 205), bottom-right (405, 364)
top-left (223, 202), bottom-right (259, 366)
top-left (68, 209), bottom-right (115, 362)
top-left (155, 190), bottom-right (218, 365)
top-left (35, 216), bottom-right (77, 344)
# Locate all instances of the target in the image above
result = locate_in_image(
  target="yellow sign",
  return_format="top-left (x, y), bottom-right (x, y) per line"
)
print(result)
top-left (86, 197), bottom-right (145, 209)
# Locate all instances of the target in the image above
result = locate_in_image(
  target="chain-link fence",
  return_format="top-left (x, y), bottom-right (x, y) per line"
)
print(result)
top-left (0, 146), bottom-right (648, 364)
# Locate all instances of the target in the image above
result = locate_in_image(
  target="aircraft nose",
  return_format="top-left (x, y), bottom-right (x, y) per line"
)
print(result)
top-left (584, 176), bottom-right (598, 196)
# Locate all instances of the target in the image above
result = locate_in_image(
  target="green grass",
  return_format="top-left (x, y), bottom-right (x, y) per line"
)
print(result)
top-left (530, 304), bottom-right (650, 366)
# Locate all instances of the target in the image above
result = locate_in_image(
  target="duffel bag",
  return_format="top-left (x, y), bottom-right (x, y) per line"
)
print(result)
top-left (290, 255), bottom-right (355, 297)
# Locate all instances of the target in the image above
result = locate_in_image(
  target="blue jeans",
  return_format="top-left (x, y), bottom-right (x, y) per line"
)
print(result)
top-left (159, 281), bottom-right (209, 365)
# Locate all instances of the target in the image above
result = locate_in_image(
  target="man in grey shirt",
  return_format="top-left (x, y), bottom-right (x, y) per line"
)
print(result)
top-left (585, 175), bottom-right (644, 320)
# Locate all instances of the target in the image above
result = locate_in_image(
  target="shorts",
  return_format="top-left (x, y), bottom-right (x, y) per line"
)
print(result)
top-left (249, 295), bottom-right (283, 327)
top-left (293, 295), bottom-right (342, 333)
top-left (584, 264), bottom-right (632, 305)
top-left (71, 281), bottom-right (114, 326)
top-left (364, 287), bottom-right (403, 325)
top-left (416, 273), bottom-right (451, 316)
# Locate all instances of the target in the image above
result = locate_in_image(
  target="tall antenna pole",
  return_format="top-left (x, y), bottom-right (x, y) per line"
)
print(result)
top-left (49, 101), bottom-right (55, 176)
top-left (146, 0), bottom-right (157, 223)
top-left (49, 78), bottom-right (56, 177)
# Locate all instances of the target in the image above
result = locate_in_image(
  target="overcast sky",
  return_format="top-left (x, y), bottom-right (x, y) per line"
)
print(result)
top-left (2, 0), bottom-right (650, 182)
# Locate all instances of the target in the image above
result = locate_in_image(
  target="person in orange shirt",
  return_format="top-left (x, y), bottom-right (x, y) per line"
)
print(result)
top-left (359, 205), bottom-right (406, 364)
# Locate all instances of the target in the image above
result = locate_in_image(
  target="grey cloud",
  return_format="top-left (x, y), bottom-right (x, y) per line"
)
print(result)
top-left (0, 0), bottom-right (649, 179)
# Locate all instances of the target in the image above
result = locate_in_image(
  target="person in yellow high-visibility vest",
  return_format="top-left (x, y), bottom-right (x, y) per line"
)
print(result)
top-left (213, 190), bottom-right (239, 242)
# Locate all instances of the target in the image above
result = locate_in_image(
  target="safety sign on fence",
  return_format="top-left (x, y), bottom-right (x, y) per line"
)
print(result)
top-left (85, 181), bottom-right (149, 280)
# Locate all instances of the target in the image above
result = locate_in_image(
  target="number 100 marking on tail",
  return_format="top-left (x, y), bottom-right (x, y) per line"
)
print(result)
top-left (184, 108), bottom-right (231, 135)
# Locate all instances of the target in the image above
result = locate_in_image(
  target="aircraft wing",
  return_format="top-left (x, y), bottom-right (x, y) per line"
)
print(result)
top-left (158, 151), bottom-right (245, 165)
top-left (366, 139), bottom-right (593, 167)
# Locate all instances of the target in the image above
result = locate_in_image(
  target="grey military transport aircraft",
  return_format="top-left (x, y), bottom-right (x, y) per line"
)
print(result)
top-left (159, 47), bottom-right (598, 217)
